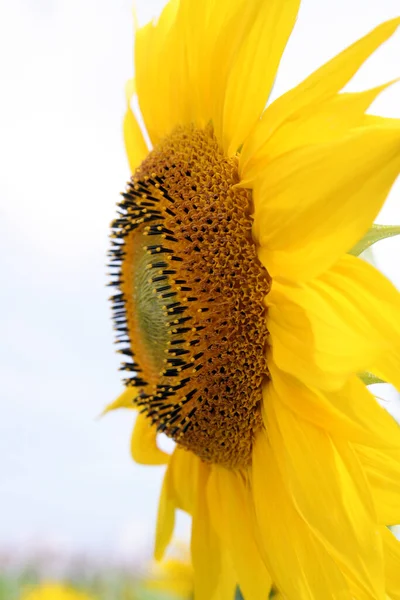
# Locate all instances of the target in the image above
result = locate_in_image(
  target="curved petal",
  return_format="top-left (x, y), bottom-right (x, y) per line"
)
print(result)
top-left (372, 348), bottom-right (400, 392)
top-left (240, 17), bottom-right (400, 170)
top-left (134, 0), bottom-right (299, 153)
top-left (264, 383), bottom-right (384, 599)
top-left (252, 123), bottom-right (400, 281)
top-left (266, 254), bottom-right (400, 389)
top-left (208, 466), bottom-right (272, 600)
top-left (252, 428), bottom-right (352, 599)
top-left (155, 456), bottom-right (175, 561)
top-left (191, 460), bottom-right (220, 600)
top-left (135, 0), bottom-right (186, 144)
top-left (180, 0), bottom-right (250, 137)
top-left (155, 446), bottom-right (200, 559)
top-left (267, 364), bottom-right (400, 451)
top-left (221, 0), bottom-right (300, 155)
top-left (135, 0), bottom-right (255, 145)
top-left (241, 82), bottom-right (396, 178)
top-left (130, 412), bottom-right (170, 465)
top-left (356, 445), bottom-right (400, 525)
top-left (211, 551), bottom-right (237, 600)
top-left (170, 446), bottom-right (198, 514)
top-left (382, 527), bottom-right (400, 600)
top-left (123, 79), bottom-right (149, 173)
top-left (101, 386), bottom-right (138, 414)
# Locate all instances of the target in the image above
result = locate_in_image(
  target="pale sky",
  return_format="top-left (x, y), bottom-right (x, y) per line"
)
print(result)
top-left (0, 0), bottom-right (399, 564)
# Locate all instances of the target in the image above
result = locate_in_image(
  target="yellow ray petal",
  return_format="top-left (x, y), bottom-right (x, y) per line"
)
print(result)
top-left (252, 123), bottom-right (400, 281)
top-left (123, 79), bottom-right (149, 173)
top-left (267, 363), bottom-right (400, 451)
top-left (211, 551), bottom-right (237, 600)
top-left (372, 348), bottom-right (400, 392)
top-left (135, 0), bottom-right (185, 144)
top-left (264, 384), bottom-right (384, 599)
top-left (221, 0), bottom-right (300, 155)
top-left (241, 17), bottom-right (400, 169)
top-left (382, 527), bottom-right (400, 600)
top-left (208, 466), bottom-right (272, 600)
top-left (322, 253), bottom-right (400, 342)
top-left (242, 81), bottom-right (397, 170)
top-left (101, 386), bottom-right (138, 415)
top-left (181, 0), bottom-right (275, 148)
top-left (154, 447), bottom-right (199, 560)
top-left (266, 254), bottom-right (400, 389)
top-left (155, 456), bottom-right (175, 561)
top-left (134, 0), bottom-right (299, 152)
top-left (135, 0), bottom-right (256, 145)
top-left (356, 445), bottom-right (400, 525)
top-left (191, 460), bottom-right (220, 600)
top-left (180, 0), bottom-right (249, 136)
top-left (130, 412), bottom-right (169, 465)
top-left (170, 446), bottom-right (197, 515)
top-left (252, 428), bottom-right (352, 599)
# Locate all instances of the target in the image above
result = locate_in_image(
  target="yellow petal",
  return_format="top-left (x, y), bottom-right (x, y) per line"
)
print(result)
top-left (130, 412), bottom-right (169, 465)
top-left (170, 446), bottom-right (197, 514)
top-left (208, 466), bottom-right (272, 600)
top-left (154, 446), bottom-right (199, 559)
top-left (382, 527), bottom-right (400, 600)
top-left (135, 0), bottom-right (186, 144)
top-left (349, 224), bottom-right (400, 257)
top-left (264, 383), bottom-right (384, 599)
top-left (356, 445), bottom-right (400, 525)
top-left (155, 456), bottom-right (175, 561)
top-left (241, 17), bottom-right (400, 169)
top-left (372, 348), bottom-right (400, 392)
top-left (252, 124), bottom-right (400, 281)
top-left (243, 82), bottom-right (396, 173)
top-left (134, 0), bottom-right (299, 152)
top-left (180, 0), bottom-right (249, 135)
top-left (267, 254), bottom-right (400, 389)
top-left (135, 0), bottom-right (253, 145)
top-left (221, 0), bottom-right (300, 155)
top-left (268, 363), bottom-right (400, 451)
top-left (101, 387), bottom-right (138, 415)
top-left (211, 551), bottom-right (237, 600)
top-left (123, 79), bottom-right (149, 173)
top-left (191, 460), bottom-right (220, 600)
top-left (252, 428), bottom-right (351, 599)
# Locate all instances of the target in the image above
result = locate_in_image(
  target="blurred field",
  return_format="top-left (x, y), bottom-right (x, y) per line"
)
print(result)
top-left (0, 555), bottom-right (180, 600)
top-left (0, 574), bottom-right (145, 600)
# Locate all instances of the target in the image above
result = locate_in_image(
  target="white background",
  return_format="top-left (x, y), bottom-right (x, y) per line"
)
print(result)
top-left (0, 0), bottom-right (399, 564)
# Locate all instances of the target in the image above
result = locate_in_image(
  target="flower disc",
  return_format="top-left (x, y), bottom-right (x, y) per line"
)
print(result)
top-left (109, 125), bottom-right (270, 468)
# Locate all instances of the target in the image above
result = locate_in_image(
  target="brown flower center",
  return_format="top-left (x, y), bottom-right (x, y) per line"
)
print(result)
top-left (109, 125), bottom-right (270, 468)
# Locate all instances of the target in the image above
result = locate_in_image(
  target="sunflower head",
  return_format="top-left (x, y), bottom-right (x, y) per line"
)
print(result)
top-left (110, 124), bottom-right (270, 468)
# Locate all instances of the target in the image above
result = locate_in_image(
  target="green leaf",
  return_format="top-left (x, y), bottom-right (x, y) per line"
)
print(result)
top-left (349, 224), bottom-right (400, 257)
top-left (360, 371), bottom-right (386, 385)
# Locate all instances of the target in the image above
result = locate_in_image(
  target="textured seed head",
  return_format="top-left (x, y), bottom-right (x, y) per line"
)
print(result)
top-left (109, 124), bottom-right (271, 468)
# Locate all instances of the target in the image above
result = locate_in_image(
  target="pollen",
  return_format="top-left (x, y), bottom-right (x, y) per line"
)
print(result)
top-left (109, 125), bottom-right (271, 468)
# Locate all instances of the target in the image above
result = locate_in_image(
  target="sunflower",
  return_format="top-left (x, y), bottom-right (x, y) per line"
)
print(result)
top-left (19, 583), bottom-right (95, 600)
top-left (107, 2), bottom-right (400, 599)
